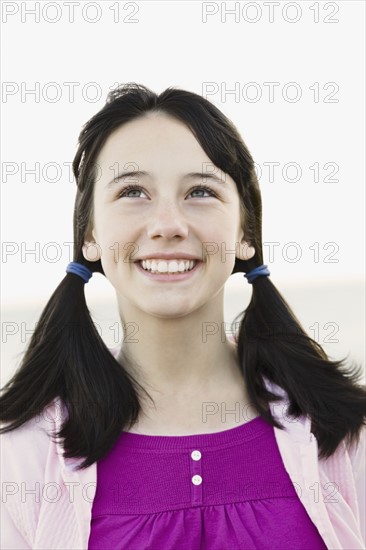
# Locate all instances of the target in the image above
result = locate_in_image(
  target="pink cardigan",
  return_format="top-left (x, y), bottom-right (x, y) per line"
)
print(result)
top-left (1, 376), bottom-right (365, 549)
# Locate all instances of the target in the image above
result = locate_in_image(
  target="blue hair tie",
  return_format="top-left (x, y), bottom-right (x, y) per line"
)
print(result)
top-left (66, 262), bottom-right (93, 283)
top-left (244, 264), bottom-right (270, 284)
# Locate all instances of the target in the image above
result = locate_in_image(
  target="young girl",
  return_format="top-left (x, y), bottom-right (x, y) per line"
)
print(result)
top-left (1, 83), bottom-right (365, 550)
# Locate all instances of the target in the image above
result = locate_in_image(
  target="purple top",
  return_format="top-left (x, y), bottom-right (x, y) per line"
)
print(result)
top-left (88, 416), bottom-right (328, 549)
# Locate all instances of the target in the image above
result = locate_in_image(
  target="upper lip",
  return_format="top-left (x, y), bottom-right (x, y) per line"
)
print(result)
top-left (134, 253), bottom-right (202, 262)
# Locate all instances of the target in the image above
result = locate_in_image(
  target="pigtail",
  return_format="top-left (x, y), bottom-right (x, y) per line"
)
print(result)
top-left (233, 274), bottom-right (366, 459)
top-left (0, 257), bottom-right (152, 470)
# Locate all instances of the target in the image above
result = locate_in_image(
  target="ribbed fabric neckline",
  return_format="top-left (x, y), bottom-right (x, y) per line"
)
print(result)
top-left (118, 415), bottom-right (270, 450)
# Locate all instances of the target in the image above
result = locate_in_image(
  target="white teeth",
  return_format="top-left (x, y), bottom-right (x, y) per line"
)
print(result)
top-left (141, 259), bottom-right (197, 273)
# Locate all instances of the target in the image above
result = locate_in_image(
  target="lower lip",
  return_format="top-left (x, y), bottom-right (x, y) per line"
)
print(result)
top-left (135, 261), bottom-right (203, 281)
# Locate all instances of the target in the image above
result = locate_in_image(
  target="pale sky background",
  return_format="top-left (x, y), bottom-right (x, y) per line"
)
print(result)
top-left (1, 1), bottom-right (365, 379)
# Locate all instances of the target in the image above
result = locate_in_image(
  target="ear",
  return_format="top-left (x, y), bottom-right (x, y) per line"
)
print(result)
top-left (236, 239), bottom-right (255, 261)
top-left (82, 229), bottom-right (101, 262)
top-left (236, 211), bottom-right (255, 261)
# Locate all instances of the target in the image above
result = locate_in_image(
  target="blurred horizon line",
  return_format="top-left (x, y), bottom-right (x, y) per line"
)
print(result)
top-left (1, 274), bottom-right (364, 310)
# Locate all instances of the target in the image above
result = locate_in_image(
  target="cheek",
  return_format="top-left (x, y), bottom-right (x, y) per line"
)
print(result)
top-left (98, 231), bottom-right (139, 268)
top-left (206, 221), bottom-right (238, 245)
top-left (94, 211), bottom-right (131, 248)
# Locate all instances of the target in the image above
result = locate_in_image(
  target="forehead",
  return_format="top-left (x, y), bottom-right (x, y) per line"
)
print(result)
top-left (93, 112), bottom-right (238, 194)
top-left (95, 112), bottom-right (212, 169)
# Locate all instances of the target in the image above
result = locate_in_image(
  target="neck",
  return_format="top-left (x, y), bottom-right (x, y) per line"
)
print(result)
top-left (116, 291), bottom-right (242, 396)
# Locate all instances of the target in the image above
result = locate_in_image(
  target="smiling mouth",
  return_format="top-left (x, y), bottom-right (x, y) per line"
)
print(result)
top-left (138, 259), bottom-right (199, 274)
top-left (135, 260), bottom-right (203, 279)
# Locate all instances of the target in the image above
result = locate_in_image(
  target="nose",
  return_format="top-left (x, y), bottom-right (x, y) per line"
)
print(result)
top-left (146, 200), bottom-right (189, 240)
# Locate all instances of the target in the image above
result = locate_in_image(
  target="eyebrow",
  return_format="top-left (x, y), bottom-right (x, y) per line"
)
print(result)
top-left (105, 170), bottom-right (226, 189)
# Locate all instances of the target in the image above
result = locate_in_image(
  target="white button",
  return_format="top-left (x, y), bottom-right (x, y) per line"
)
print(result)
top-left (191, 450), bottom-right (201, 461)
top-left (192, 475), bottom-right (202, 485)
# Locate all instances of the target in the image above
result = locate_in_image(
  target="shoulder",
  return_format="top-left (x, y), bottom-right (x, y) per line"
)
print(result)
top-left (1, 399), bottom-right (61, 481)
top-left (346, 423), bottom-right (366, 476)
top-left (0, 400), bottom-right (61, 548)
top-left (340, 425), bottom-right (366, 542)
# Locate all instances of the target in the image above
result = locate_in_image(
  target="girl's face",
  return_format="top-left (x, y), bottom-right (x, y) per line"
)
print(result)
top-left (83, 112), bottom-right (252, 319)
